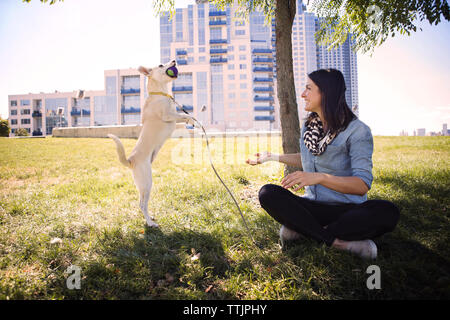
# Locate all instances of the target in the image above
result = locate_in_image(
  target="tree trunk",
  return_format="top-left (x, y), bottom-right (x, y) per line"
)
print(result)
top-left (275, 0), bottom-right (301, 176)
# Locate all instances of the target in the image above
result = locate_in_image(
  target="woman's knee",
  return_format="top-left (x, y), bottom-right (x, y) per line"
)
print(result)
top-left (369, 200), bottom-right (401, 231)
top-left (258, 183), bottom-right (284, 207)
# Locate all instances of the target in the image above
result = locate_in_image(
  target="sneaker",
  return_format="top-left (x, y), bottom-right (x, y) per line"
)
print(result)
top-left (279, 225), bottom-right (303, 246)
top-left (346, 239), bottom-right (377, 259)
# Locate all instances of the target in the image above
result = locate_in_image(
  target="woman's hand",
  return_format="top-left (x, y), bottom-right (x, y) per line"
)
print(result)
top-left (246, 152), bottom-right (279, 166)
top-left (281, 171), bottom-right (324, 191)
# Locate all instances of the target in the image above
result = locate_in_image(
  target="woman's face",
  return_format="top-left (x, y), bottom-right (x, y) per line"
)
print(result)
top-left (301, 77), bottom-right (322, 114)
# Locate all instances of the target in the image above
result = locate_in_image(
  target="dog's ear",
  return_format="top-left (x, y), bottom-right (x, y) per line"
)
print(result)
top-left (138, 66), bottom-right (152, 77)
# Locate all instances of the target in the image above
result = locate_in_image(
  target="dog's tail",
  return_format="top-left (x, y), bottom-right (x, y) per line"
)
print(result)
top-left (107, 134), bottom-right (132, 168)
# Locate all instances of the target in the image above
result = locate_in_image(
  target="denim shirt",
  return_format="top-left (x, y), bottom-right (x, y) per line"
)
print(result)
top-left (299, 118), bottom-right (374, 204)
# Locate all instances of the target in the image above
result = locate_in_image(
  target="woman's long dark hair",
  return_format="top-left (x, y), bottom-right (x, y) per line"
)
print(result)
top-left (306, 68), bottom-right (355, 134)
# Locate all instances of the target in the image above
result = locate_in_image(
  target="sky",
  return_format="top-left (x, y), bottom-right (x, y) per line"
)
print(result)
top-left (1, 0), bottom-right (449, 136)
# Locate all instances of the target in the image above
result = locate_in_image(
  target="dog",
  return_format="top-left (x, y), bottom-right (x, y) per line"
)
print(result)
top-left (108, 60), bottom-right (194, 227)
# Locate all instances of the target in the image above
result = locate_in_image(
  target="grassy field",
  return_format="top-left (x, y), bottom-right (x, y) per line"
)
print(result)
top-left (0, 135), bottom-right (449, 300)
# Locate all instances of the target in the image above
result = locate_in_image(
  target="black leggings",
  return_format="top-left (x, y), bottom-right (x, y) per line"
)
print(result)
top-left (258, 184), bottom-right (400, 247)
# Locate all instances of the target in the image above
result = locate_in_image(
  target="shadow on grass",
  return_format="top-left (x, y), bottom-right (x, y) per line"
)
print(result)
top-left (58, 170), bottom-right (449, 300)
top-left (63, 227), bottom-right (232, 300)
top-left (271, 229), bottom-right (450, 299)
top-left (375, 173), bottom-right (449, 253)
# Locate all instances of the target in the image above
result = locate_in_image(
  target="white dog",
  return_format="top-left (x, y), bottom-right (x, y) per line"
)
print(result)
top-left (108, 60), bottom-right (194, 227)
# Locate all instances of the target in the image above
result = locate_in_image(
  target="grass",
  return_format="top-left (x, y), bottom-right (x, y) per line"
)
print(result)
top-left (0, 135), bottom-right (449, 300)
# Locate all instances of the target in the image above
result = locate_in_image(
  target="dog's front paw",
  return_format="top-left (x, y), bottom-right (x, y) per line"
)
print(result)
top-left (146, 220), bottom-right (159, 228)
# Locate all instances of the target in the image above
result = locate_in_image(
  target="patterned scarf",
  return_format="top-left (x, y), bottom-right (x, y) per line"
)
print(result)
top-left (303, 114), bottom-right (338, 156)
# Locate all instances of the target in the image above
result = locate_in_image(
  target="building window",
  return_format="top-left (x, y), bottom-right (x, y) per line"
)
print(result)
top-left (197, 72), bottom-right (207, 90)
top-left (211, 65), bottom-right (223, 73)
top-left (240, 74), bottom-right (247, 80)
top-left (188, 7), bottom-right (194, 46)
top-left (20, 100), bottom-right (30, 106)
top-left (176, 9), bottom-right (183, 42)
top-left (239, 55), bottom-right (246, 60)
top-left (11, 119), bottom-right (17, 125)
top-left (10, 100), bottom-right (17, 107)
top-left (240, 83), bottom-right (247, 89)
top-left (21, 119), bottom-right (31, 125)
top-left (210, 27), bottom-right (222, 40)
top-left (174, 72), bottom-right (193, 87)
top-left (239, 64), bottom-right (246, 70)
top-left (106, 76), bottom-right (117, 95)
top-left (10, 109), bottom-right (17, 116)
top-left (239, 45), bottom-right (246, 51)
top-left (228, 74), bottom-right (235, 80)
top-left (94, 95), bottom-right (116, 126)
top-left (228, 64), bottom-right (235, 70)
top-left (198, 4), bottom-right (204, 18)
top-left (198, 28), bottom-right (205, 45)
top-left (122, 75), bottom-right (140, 90)
top-left (235, 30), bottom-right (245, 36)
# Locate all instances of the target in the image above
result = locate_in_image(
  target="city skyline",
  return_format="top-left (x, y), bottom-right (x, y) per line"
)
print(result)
top-left (1, 0), bottom-right (449, 135)
top-left (5, 0), bottom-right (361, 135)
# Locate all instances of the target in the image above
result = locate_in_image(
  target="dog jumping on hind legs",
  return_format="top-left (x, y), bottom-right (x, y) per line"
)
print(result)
top-left (108, 60), bottom-right (194, 228)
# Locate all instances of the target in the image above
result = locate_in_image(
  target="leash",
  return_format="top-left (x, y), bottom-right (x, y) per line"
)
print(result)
top-left (148, 91), bottom-right (260, 247)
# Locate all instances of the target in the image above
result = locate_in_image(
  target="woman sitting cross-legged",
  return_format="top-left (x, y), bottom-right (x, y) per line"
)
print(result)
top-left (246, 68), bottom-right (399, 260)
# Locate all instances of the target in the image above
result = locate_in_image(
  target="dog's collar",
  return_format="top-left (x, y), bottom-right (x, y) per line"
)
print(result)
top-left (148, 91), bottom-right (174, 100)
top-left (148, 91), bottom-right (189, 115)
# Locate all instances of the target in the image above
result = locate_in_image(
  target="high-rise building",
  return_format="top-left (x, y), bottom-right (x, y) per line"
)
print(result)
top-left (161, 0), bottom-right (359, 131)
top-left (160, 2), bottom-right (278, 131)
top-left (443, 123), bottom-right (448, 136)
top-left (417, 128), bottom-right (426, 136)
top-left (291, 1), bottom-right (358, 119)
top-left (291, 3), bottom-right (317, 121)
top-left (314, 26), bottom-right (359, 117)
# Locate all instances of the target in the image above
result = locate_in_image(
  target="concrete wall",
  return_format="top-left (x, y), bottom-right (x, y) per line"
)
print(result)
top-left (52, 124), bottom-right (143, 138)
top-left (52, 125), bottom-right (281, 139)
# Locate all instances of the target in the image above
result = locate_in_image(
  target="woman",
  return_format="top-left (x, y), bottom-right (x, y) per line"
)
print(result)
top-left (247, 68), bottom-right (399, 259)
